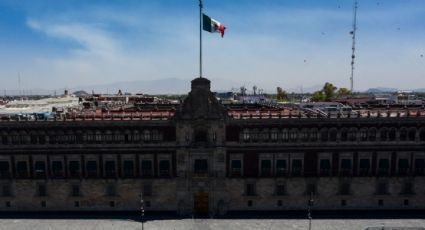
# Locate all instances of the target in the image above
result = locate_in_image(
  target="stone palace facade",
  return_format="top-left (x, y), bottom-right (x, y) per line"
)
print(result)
top-left (0, 78), bottom-right (424, 215)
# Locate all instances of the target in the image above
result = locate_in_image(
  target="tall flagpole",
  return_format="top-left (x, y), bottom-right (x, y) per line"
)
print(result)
top-left (199, 0), bottom-right (203, 78)
top-left (350, 0), bottom-right (358, 92)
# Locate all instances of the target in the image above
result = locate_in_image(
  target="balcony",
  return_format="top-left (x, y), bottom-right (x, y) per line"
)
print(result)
top-left (319, 169), bottom-right (331, 176)
top-left (398, 168), bottom-right (409, 176)
top-left (69, 171), bottom-right (81, 178)
top-left (141, 170), bottom-right (153, 177)
top-left (16, 171), bottom-right (29, 179)
top-left (0, 171), bottom-right (11, 179)
top-left (51, 171), bottom-right (65, 179)
top-left (105, 170), bottom-right (116, 178)
top-left (358, 168), bottom-right (371, 176)
top-left (291, 168), bottom-right (303, 176)
top-left (275, 168), bottom-right (287, 177)
top-left (159, 170), bottom-right (170, 177)
top-left (377, 168), bottom-right (390, 177)
top-left (339, 169), bottom-right (352, 177)
top-left (86, 171), bottom-right (98, 178)
top-left (414, 168), bottom-right (424, 176)
top-left (231, 168), bottom-right (242, 177)
top-left (260, 169), bottom-right (272, 177)
top-left (192, 171), bottom-right (209, 178)
top-left (34, 170), bottom-right (46, 179)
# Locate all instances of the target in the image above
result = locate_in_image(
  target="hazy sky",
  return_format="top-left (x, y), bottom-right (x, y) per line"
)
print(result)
top-left (0, 0), bottom-right (424, 93)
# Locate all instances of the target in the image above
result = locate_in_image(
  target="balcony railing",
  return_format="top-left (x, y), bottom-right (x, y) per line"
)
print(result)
top-left (319, 169), bottom-right (331, 176)
top-left (159, 170), bottom-right (170, 177)
top-left (339, 169), bottom-right (352, 177)
top-left (69, 171), bottom-right (81, 178)
top-left (231, 169), bottom-right (242, 177)
top-left (0, 171), bottom-right (11, 179)
top-left (275, 168), bottom-right (287, 176)
top-left (358, 168), bottom-right (370, 176)
top-left (261, 169), bottom-right (272, 176)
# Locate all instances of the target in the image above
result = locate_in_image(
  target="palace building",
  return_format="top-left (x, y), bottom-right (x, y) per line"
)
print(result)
top-left (0, 77), bottom-right (425, 215)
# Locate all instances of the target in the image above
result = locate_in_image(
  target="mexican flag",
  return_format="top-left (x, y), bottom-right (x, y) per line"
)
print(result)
top-left (203, 13), bottom-right (226, 37)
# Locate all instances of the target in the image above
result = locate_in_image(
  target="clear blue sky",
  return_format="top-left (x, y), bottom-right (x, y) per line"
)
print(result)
top-left (0, 0), bottom-right (424, 92)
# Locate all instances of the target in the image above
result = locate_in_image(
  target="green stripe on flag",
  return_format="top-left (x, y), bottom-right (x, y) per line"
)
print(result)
top-left (203, 14), bottom-right (212, 32)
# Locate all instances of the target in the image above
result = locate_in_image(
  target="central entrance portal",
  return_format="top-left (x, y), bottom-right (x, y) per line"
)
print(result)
top-left (193, 192), bottom-right (209, 214)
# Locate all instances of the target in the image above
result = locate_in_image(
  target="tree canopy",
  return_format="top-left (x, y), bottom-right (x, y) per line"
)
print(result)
top-left (310, 82), bottom-right (351, 102)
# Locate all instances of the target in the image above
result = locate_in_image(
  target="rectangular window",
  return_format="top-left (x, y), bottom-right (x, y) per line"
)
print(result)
top-left (123, 160), bottom-right (134, 177)
top-left (341, 200), bottom-right (347, 206)
top-left (260, 160), bottom-right (272, 176)
top-left (291, 159), bottom-right (303, 176)
top-left (414, 159), bottom-right (425, 175)
top-left (74, 201), bottom-right (80, 207)
top-left (245, 183), bottom-right (256, 196)
top-left (51, 161), bottom-right (64, 178)
top-left (41, 201), bottom-right (46, 207)
top-left (5, 201), bottom-right (11, 208)
top-left (275, 159), bottom-right (287, 176)
top-left (398, 159), bottom-right (409, 175)
top-left (159, 160), bottom-right (170, 177)
top-left (16, 161), bottom-right (28, 178)
top-left (319, 159), bottom-right (331, 176)
top-left (34, 161), bottom-right (46, 178)
top-left (378, 159), bottom-right (390, 176)
top-left (378, 199), bottom-right (384, 206)
top-left (270, 132), bottom-right (278, 141)
top-left (105, 161), bottom-right (116, 177)
top-left (69, 161), bottom-right (80, 178)
top-left (37, 184), bottom-right (47, 197)
top-left (231, 160), bottom-right (242, 176)
top-left (340, 159), bottom-right (352, 176)
top-left (86, 161), bottom-right (98, 177)
top-left (0, 161), bottom-right (10, 178)
top-left (276, 184), bottom-right (286, 196)
top-left (359, 159), bottom-right (371, 176)
top-left (109, 201), bottom-right (115, 207)
top-left (194, 159), bottom-right (208, 174)
top-left (141, 160), bottom-right (153, 177)
top-left (281, 131), bottom-right (289, 142)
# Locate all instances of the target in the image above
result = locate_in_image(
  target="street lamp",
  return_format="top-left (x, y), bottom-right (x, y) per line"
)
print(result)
top-left (307, 192), bottom-right (314, 230)
top-left (140, 192), bottom-right (145, 230)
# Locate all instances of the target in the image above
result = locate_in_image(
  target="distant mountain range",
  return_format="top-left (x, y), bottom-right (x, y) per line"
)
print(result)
top-left (366, 87), bottom-right (425, 93)
top-left (2, 78), bottom-right (425, 95)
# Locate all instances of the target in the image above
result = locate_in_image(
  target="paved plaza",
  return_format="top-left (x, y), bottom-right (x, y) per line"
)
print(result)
top-left (0, 218), bottom-right (424, 230)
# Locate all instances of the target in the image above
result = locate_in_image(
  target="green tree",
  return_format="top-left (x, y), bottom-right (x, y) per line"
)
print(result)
top-left (276, 87), bottom-right (288, 101)
top-left (336, 87), bottom-right (351, 97)
top-left (322, 82), bottom-right (337, 100)
top-left (311, 91), bottom-right (326, 102)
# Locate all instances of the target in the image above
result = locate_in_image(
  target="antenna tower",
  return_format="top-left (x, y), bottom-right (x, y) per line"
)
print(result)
top-left (350, 0), bottom-right (358, 92)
